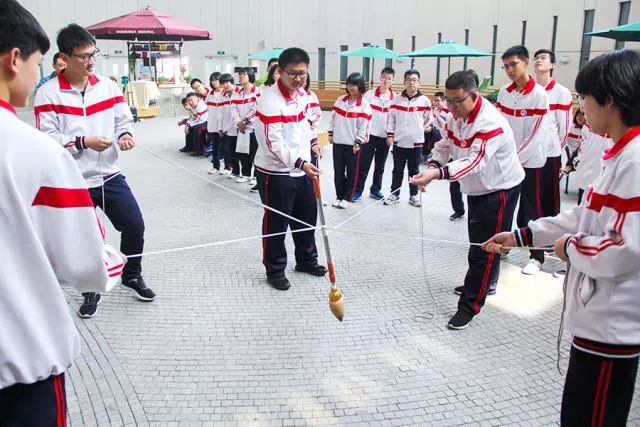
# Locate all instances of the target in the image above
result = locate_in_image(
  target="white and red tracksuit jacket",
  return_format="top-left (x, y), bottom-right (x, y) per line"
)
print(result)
top-left (0, 100), bottom-right (124, 389)
top-left (387, 90), bottom-right (433, 148)
top-left (496, 76), bottom-right (550, 168)
top-left (428, 96), bottom-right (525, 196)
top-left (364, 87), bottom-right (395, 138)
top-left (220, 86), bottom-right (241, 135)
top-left (188, 98), bottom-right (208, 127)
top-left (574, 124), bottom-right (613, 190)
top-left (515, 127), bottom-right (640, 356)
top-left (206, 89), bottom-right (225, 133)
top-left (253, 80), bottom-right (317, 177)
top-left (543, 78), bottom-right (573, 157)
top-left (328, 95), bottom-right (372, 146)
top-left (34, 73), bottom-right (134, 188)
top-left (231, 84), bottom-right (258, 133)
top-left (306, 89), bottom-right (322, 142)
top-left (566, 124), bottom-right (583, 157)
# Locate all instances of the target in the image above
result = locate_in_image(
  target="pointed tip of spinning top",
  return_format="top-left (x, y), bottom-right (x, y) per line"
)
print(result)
top-left (329, 287), bottom-right (344, 321)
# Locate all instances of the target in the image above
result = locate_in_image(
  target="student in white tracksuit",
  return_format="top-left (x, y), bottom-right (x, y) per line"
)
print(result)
top-left (484, 49), bottom-right (640, 427)
top-left (573, 124), bottom-right (612, 204)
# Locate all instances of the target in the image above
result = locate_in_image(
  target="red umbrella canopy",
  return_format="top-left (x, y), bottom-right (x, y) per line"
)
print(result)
top-left (86, 8), bottom-right (212, 41)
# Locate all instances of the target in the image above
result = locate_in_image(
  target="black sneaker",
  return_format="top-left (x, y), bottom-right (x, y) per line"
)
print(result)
top-left (449, 212), bottom-right (465, 221)
top-left (454, 286), bottom-right (495, 296)
top-left (447, 310), bottom-right (474, 330)
top-left (78, 293), bottom-right (101, 318)
top-left (250, 184), bottom-right (259, 193)
top-left (121, 276), bottom-right (156, 301)
top-left (179, 147), bottom-right (191, 153)
top-left (267, 275), bottom-right (290, 291)
top-left (295, 263), bottom-right (328, 276)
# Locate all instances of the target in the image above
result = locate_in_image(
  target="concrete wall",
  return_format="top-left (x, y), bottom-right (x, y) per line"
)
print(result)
top-left (21, 0), bottom-right (640, 90)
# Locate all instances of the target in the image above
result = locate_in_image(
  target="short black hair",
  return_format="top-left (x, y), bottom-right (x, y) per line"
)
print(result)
top-left (265, 64), bottom-right (278, 86)
top-left (434, 91), bottom-right (444, 99)
top-left (534, 49), bottom-right (556, 64)
top-left (278, 47), bottom-right (310, 70)
top-left (219, 73), bottom-right (234, 84)
top-left (209, 72), bottom-right (221, 85)
top-left (404, 69), bottom-right (420, 80)
top-left (190, 78), bottom-right (203, 87)
top-left (0, 0), bottom-right (50, 57)
top-left (186, 91), bottom-right (197, 98)
top-left (502, 45), bottom-right (529, 61)
top-left (268, 58), bottom-right (279, 67)
top-left (575, 49), bottom-right (640, 127)
top-left (381, 66), bottom-right (395, 76)
top-left (57, 23), bottom-right (95, 55)
top-left (52, 52), bottom-right (61, 64)
top-left (181, 97), bottom-right (188, 105)
top-left (239, 67), bottom-right (256, 83)
top-left (345, 72), bottom-right (366, 95)
top-left (445, 70), bottom-right (479, 93)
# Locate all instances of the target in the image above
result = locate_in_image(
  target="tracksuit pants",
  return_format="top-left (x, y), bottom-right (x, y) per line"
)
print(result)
top-left (0, 373), bottom-right (67, 426)
top-left (458, 185), bottom-right (520, 316)
top-left (256, 172), bottom-right (319, 278)
top-left (391, 146), bottom-right (421, 197)
top-left (450, 181), bottom-right (465, 215)
top-left (517, 167), bottom-right (545, 264)
top-left (208, 132), bottom-right (221, 170)
top-left (542, 155), bottom-right (561, 217)
top-left (88, 174), bottom-right (145, 282)
top-left (332, 143), bottom-right (360, 201)
top-left (223, 134), bottom-right (238, 174)
top-left (237, 132), bottom-right (258, 177)
top-left (561, 343), bottom-right (638, 426)
top-left (354, 135), bottom-right (390, 195)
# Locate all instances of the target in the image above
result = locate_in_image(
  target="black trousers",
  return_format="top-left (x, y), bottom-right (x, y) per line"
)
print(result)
top-left (223, 134), bottom-right (238, 174)
top-left (249, 132), bottom-right (258, 177)
top-left (237, 132), bottom-right (259, 177)
top-left (578, 188), bottom-right (585, 205)
top-left (0, 373), bottom-right (67, 426)
top-left (561, 345), bottom-right (638, 426)
top-left (458, 185), bottom-right (520, 315)
top-left (256, 172), bottom-right (319, 277)
top-left (332, 143), bottom-right (360, 201)
top-left (391, 146), bottom-right (421, 197)
top-left (450, 181), bottom-right (465, 215)
top-left (354, 135), bottom-right (390, 194)
top-left (88, 174), bottom-right (144, 282)
top-left (208, 132), bottom-right (221, 169)
top-left (517, 167), bottom-right (545, 263)
top-left (542, 155), bottom-right (561, 217)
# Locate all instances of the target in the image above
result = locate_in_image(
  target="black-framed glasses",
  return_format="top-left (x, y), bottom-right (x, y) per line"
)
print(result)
top-left (443, 92), bottom-right (474, 107)
top-left (282, 70), bottom-right (308, 80)
top-left (70, 48), bottom-right (100, 64)
top-left (501, 60), bottom-right (521, 70)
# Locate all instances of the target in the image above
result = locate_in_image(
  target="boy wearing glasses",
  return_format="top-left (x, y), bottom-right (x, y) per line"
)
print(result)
top-left (533, 49), bottom-right (573, 219)
top-left (384, 69), bottom-right (432, 207)
top-left (35, 24), bottom-right (155, 318)
top-left (253, 48), bottom-right (326, 291)
top-left (484, 49), bottom-right (640, 426)
top-left (410, 70), bottom-right (524, 330)
top-left (496, 45), bottom-right (551, 275)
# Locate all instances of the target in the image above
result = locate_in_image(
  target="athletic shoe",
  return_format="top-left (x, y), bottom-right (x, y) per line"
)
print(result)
top-left (522, 259), bottom-right (542, 275)
top-left (339, 200), bottom-right (349, 209)
top-left (332, 199), bottom-right (341, 208)
top-left (78, 293), bottom-right (101, 318)
top-left (220, 169), bottom-right (232, 176)
top-left (447, 310), bottom-right (474, 330)
top-left (121, 276), bottom-right (156, 301)
top-left (449, 212), bottom-right (465, 221)
top-left (383, 194), bottom-right (399, 205)
top-left (454, 286), bottom-right (495, 296)
top-left (295, 264), bottom-right (328, 276)
top-left (236, 176), bottom-right (249, 183)
top-left (267, 275), bottom-right (290, 291)
top-left (250, 184), bottom-right (259, 193)
top-left (208, 167), bottom-right (219, 174)
top-left (369, 190), bottom-right (384, 200)
top-left (408, 195), bottom-right (421, 207)
top-left (249, 177), bottom-right (257, 186)
top-left (351, 191), bottom-right (362, 202)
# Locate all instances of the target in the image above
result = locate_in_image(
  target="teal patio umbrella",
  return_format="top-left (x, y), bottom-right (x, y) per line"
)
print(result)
top-left (402, 40), bottom-right (494, 77)
top-left (340, 44), bottom-right (401, 85)
top-left (248, 47), bottom-right (285, 61)
top-left (585, 21), bottom-right (640, 42)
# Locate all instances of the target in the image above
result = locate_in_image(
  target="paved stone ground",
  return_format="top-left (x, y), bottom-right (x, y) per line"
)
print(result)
top-left (21, 111), bottom-right (639, 426)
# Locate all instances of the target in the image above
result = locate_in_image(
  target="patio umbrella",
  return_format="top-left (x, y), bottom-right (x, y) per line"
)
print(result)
top-left (340, 45), bottom-right (400, 85)
top-left (585, 21), bottom-right (640, 42)
top-left (247, 48), bottom-right (285, 61)
top-left (86, 7), bottom-right (212, 41)
top-left (401, 40), bottom-right (494, 77)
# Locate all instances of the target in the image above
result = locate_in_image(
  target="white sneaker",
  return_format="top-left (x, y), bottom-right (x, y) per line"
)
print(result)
top-left (236, 176), bottom-right (249, 183)
top-left (207, 167), bottom-right (219, 174)
top-left (383, 194), bottom-right (400, 205)
top-left (408, 195), bottom-right (421, 207)
top-left (332, 199), bottom-right (341, 208)
top-left (249, 177), bottom-right (257, 186)
top-left (339, 200), bottom-right (349, 209)
top-left (522, 259), bottom-right (542, 275)
top-left (227, 173), bottom-right (236, 179)
top-left (220, 169), bottom-right (231, 176)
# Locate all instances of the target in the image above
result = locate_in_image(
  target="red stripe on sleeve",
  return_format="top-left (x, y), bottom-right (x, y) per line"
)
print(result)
top-left (32, 187), bottom-right (94, 208)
